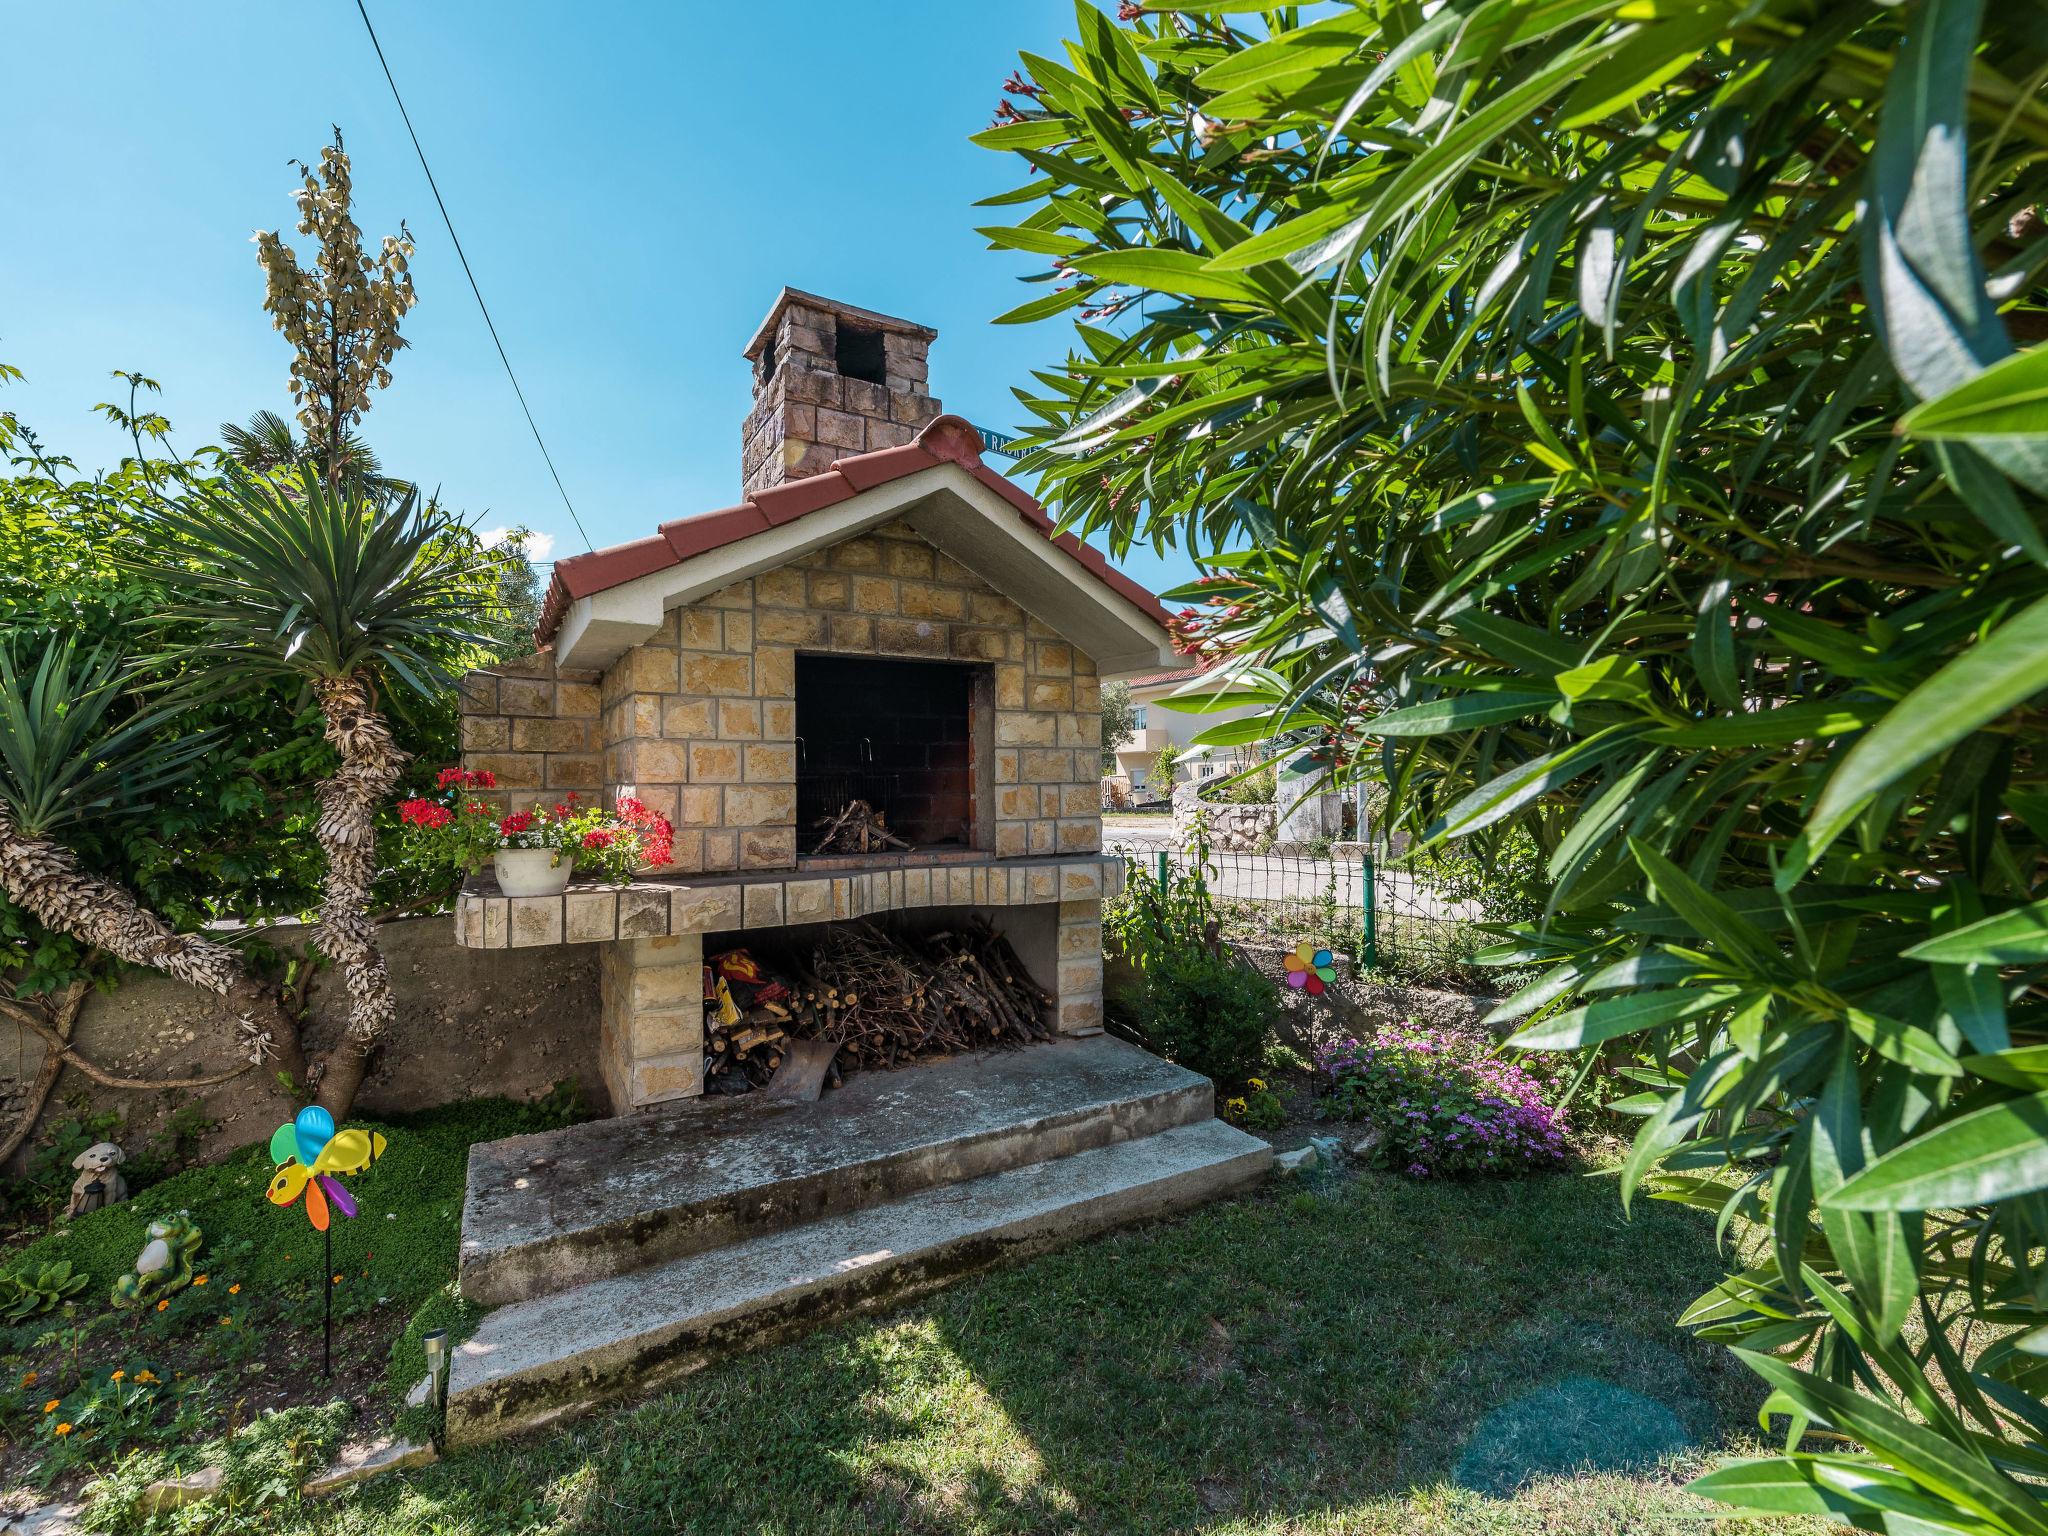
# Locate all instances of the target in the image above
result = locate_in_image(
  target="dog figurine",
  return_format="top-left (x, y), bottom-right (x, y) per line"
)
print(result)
top-left (65, 1142), bottom-right (128, 1218)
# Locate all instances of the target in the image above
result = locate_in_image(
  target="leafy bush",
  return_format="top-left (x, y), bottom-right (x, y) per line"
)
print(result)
top-left (1103, 821), bottom-right (1216, 969)
top-left (1, 1260), bottom-right (88, 1323)
top-left (1127, 948), bottom-right (1276, 1089)
top-left (1317, 1026), bottom-right (1565, 1179)
top-left (981, 3), bottom-right (2048, 1525)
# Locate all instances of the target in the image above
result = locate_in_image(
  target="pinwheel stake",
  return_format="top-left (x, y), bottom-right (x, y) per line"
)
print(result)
top-left (1284, 942), bottom-right (1340, 996)
top-left (265, 1107), bottom-right (387, 1378)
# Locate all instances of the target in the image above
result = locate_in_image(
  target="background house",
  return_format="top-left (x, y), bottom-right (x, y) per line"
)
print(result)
top-left (1102, 660), bottom-right (1260, 805)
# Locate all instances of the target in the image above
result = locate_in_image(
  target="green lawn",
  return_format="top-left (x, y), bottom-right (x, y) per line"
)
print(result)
top-left (261, 1162), bottom-right (1813, 1536)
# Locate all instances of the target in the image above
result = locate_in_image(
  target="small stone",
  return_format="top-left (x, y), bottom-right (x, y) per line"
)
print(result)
top-left (4, 1498), bottom-right (85, 1535)
top-left (137, 1466), bottom-right (223, 1516)
top-left (301, 1437), bottom-right (438, 1497)
top-left (1275, 1146), bottom-right (1319, 1175)
top-left (1307, 1136), bottom-right (1345, 1162)
top-left (1350, 1130), bottom-right (1384, 1160)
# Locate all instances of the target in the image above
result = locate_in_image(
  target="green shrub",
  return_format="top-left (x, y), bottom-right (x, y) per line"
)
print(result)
top-left (1127, 949), bottom-right (1275, 1089)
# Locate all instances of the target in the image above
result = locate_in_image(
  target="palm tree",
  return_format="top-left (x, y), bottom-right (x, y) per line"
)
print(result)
top-left (217, 410), bottom-right (400, 497)
top-left (136, 466), bottom-right (494, 1115)
top-left (0, 636), bottom-right (309, 1086)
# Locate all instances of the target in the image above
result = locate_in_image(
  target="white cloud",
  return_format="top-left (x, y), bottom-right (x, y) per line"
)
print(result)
top-left (480, 527), bottom-right (556, 561)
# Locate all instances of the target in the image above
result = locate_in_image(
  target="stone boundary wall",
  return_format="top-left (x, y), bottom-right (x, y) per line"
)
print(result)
top-left (1175, 800), bottom-right (1277, 852)
top-left (1, 917), bottom-right (600, 1174)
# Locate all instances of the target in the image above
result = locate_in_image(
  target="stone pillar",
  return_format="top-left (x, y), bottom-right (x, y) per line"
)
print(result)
top-left (598, 934), bottom-right (705, 1111)
top-left (1057, 898), bottom-right (1105, 1036)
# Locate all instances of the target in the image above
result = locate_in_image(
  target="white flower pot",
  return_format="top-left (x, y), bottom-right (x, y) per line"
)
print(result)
top-left (494, 847), bottom-right (574, 897)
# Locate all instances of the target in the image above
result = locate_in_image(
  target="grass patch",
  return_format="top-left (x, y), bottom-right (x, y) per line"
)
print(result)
top-left (2, 1098), bottom-right (576, 1499)
top-left (263, 1164), bottom-right (1817, 1536)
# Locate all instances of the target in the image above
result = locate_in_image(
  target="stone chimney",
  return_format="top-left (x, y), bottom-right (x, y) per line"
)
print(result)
top-left (740, 290), bottom-right (943, 495)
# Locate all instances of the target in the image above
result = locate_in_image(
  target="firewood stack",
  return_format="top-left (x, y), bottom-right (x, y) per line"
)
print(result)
top-left (702, 919), bottom-right (1054, 1094)
top-left (808, 799), bottom-right (910, 855)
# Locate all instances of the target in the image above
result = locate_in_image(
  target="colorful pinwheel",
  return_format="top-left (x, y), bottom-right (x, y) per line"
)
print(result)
top-left (1283, 942), bottom-right (1339, 995)
top-left (265, 1107), bottom-right (387, 1232)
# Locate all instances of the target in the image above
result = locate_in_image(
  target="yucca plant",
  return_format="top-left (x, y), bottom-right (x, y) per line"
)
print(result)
top-left (0, 635), bottom-right (307, 1082)
top-left (983, 1), bottom-right (2048, 1527)
top-left (136, 466), bottom-right (493, 1116)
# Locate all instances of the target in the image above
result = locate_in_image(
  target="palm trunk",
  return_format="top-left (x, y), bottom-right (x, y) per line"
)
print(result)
top-left (0, 803), bottom-right (308, 1093)
top-left (308, 673), bottom-right (407, 1117)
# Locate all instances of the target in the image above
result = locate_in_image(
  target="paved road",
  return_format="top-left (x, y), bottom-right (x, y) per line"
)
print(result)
top-left (1099, 818), bottom-right (1481, 923)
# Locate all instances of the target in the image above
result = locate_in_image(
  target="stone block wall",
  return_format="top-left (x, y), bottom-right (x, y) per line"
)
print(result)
top-left (583, 518), bottom-right (1103, 876)
top-left (457, 651), bottom-right (604, 814)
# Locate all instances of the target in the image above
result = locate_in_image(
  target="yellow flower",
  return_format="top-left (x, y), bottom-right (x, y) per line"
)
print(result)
top-left (228, 1284), bottom-right (241, 1295)
top-left (156, 1299), bottom-right (170, 1312)
top-left (43, 1399), bottom-right (59, 1413)
top-left (218, 1316), bottom-right (232, 1327)
top-left (1248, 1078), bottom-right (1267, 1092)
top-left (192, 1275), bottom-right (209, 1286)
top-left (109, 1370), bottom-right (125, 1383)
top-left (54, 1422), bottom-right (73, 1436)
top-left (135, 1370), bottom-right (159, 1385)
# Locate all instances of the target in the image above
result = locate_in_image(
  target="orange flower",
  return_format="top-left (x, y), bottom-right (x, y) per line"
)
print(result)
top-left (192, 1275), bottom-right (209, 1286)
top-left (332, 1274), bottom-right (342, 1285)
top-left (218, 1316), bottom-right (232, 1327)
top-left (156, 1299), bottom-right (170, 1312)
top-left (228, 1284), bottom-right (241, 1295)
top-left (54, 1422), bottom-right (73, 1437)
top-left (109, 1370), bottom-right (125, 1383)
top-left (42, 1399), bottom-right (59, 1414)
top-left (20, 1371), bottom-right (36, 1388)
top-left (135, 1369), bottom-right (159, 1385)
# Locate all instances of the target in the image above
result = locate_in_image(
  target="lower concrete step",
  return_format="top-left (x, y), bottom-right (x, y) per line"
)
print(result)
top-left (458, 1035), bottom-right (1213, 1306)
top-left (444, 1117), bottom-right (1272, 1446)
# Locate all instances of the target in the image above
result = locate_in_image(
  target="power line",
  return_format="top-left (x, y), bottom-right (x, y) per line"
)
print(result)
top-left (352, 0), bottom-right (594, 553)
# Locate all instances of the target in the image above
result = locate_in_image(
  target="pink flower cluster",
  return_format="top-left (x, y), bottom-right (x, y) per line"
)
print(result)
top-left (1317, 1023), bottom-right (1567, 1179)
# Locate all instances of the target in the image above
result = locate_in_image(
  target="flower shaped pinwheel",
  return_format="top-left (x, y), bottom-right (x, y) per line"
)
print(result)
top-left (1283, 942), bottom-right (1338, 995)
top-left (265, 1107), bottom-right (387, 1232)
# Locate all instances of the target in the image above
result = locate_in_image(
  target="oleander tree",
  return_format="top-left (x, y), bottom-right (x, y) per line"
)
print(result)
top-left (981, 1), bottom-right (2048, 1527)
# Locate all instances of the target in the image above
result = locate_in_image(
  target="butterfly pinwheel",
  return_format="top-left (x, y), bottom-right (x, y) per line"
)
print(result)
top-left (266, 1107), bottom-right (387, 1232)
top-left (1283, 942), bottom-right (1339, 995)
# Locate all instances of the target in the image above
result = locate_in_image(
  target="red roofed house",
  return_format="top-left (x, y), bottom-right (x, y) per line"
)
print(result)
top-left (452, 291), bottom-right (1178, 1113)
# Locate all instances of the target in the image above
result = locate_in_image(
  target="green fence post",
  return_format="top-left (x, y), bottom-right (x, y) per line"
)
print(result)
top-left (1157, 850), bottom-right (1171, 890)
top-left (1360, 854), bottom-right (1379, 971)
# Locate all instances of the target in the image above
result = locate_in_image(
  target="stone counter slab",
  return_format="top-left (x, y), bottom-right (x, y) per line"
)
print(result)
top-left (455, 853), bottom-right (1124, 949)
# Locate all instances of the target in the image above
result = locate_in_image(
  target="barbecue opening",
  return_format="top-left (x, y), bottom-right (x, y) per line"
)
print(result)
top-left (795, 654), bottom-right (990, 856)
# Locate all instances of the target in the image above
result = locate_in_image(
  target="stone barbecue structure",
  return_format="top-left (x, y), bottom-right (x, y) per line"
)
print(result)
top-left (454, 290), bottom-right (1176, 1114)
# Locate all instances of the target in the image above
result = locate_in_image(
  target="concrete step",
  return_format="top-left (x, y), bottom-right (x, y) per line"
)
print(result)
top-left (458, 1035), bottom-right (1216, 1306)
top-left (444, 1117), bottom-right (1272, 1446)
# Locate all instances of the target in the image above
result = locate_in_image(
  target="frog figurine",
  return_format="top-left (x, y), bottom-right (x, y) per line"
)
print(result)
top-left (110, 1211), bottom-right (203, 1309)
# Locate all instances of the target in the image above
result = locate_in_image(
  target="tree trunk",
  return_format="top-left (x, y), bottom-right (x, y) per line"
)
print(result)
top-left (0, 804), bottom-right (308, 1096)
top-left (308, 673), bottom-right (407, 1117)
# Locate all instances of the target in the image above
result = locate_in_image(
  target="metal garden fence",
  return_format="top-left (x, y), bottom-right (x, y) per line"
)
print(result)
top-left (1103, 839), bottom-right (1496, 985)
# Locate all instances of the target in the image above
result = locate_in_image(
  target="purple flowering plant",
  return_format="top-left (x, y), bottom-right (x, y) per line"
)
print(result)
top-left (1316, 1022), bottom-right (1567, 1179)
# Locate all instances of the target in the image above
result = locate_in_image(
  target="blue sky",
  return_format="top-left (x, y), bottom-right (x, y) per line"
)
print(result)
top-left (1, 1), bottom-right (1202, 601)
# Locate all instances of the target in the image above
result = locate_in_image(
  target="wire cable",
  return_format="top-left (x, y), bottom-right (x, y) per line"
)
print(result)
top-left (352, 0), bottom-right (594, 552)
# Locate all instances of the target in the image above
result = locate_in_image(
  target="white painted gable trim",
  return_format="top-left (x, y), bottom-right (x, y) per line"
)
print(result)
top-left (553, 464), bottom-right (1175, 676)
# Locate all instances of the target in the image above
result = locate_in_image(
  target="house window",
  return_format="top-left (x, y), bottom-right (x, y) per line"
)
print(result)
top-left (1131, 769), bottom-right (1147, 789)
top-left (1198, 762), bottom-right (1215, 778)
top-left (1132, 706), bottom-right (1148, 730)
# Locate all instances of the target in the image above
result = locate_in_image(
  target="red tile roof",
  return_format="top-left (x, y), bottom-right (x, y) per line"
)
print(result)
top-left (532, 415), bottom-right (1171, 648)
top-left (1123, 659), bottom-right (1214, 690)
